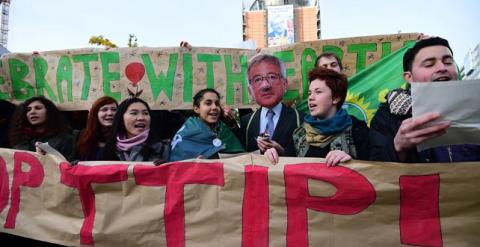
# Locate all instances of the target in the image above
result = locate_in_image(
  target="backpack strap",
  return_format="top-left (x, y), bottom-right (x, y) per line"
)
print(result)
top-left (293, 108), bottom-right (300, 127)
top-left (244, 109), bottom-right (259, 151)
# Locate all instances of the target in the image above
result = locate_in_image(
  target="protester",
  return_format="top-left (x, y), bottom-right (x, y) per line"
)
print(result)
top-left (295, 52), bottom-right (345, 115)
top-left (169, 88), bottom-right (244, 161)
top-left (8, 96), bottom-right (76, 160)
top-left (75, 96), bottom-right (118, 161)
top-left (241, 54), bottom-right (304, 156)
top-left (369, 37), bottom-right (480, 162)
top-left (101, 97), bottom-right (170, 162)
top-left (315, 52), bottom-right (343, 73)
top-left (265, 67), bottom-right (369, 165)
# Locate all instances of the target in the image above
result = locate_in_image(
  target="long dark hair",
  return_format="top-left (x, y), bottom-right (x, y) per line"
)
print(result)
top-left (101, 97), bottom-right (159, 161)
top-left (76, 96), bottom-right (118, 160)
top-left (9, 96), bottom-right (70, 147)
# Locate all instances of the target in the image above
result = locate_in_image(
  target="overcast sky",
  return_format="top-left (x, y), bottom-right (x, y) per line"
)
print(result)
top-left (6, 0), bottom-right (480, 66)
top-left (319, 0), bottom-right (480, 66)
top-left (7, 0), bottom-right (244, 50)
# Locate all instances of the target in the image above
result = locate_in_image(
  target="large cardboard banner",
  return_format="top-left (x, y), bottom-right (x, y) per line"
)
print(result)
top-left (0, 148), bottom-right (479, 246)
top-left (0, 33), bottom-right (418, 110)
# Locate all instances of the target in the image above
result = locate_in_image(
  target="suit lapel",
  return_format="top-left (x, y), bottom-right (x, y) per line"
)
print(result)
top-left (251, 108), bottom-right (261, 137)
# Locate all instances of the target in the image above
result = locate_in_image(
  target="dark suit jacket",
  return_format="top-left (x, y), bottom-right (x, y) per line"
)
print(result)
top-left (240, 104), bottom-right (304, 156)
top-left (370, 102), bottom-right (480, 162)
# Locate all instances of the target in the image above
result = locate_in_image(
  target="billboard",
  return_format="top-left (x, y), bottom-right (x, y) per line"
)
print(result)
top-left (267, 5), bottom-right (294, 47)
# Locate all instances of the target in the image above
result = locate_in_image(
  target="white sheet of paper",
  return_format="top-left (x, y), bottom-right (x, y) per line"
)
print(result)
top-left (411, 79), bottom-right (480, 151)
top-left (38, 142), bottom-right (67, 160)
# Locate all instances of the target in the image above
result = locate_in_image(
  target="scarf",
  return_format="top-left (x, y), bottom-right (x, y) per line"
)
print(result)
top-left (303, 123), bottom-right (337, 148)
top-left (23, 127), bottom-right (49, 138)
top-left (116, 129), bottom-right (149, 152)
top-left (386, 88), bottom-right (411, 116)
top-left (304, 108), bottom-right (352, 136)
top-left (170, 117), bottom-right (244, 161)
top-left (294, 109), bottom-right (355, 157)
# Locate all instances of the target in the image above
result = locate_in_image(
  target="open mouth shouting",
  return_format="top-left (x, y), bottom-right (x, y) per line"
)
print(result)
top-left (134, 122), bottom-right (147, 132)
top-left (206, 111), bottom-right (220, 122)
top-left (124, 120), bottom-right (150, 139)
top-left (27, 114), bottom-right (46, 126)
top-left (103, 117), bottom-right (114, 125)
top-left (433, 76), bottom-right (452, 82)
top-left (29, 115), bottom-right (39, 123)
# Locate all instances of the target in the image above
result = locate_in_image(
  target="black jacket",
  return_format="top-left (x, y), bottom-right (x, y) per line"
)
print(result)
top-left (369, 103), bottom-right (480, 163)
top-left (240, 104), bottom-right (304, 156)
top-left (13, 131), bottom-right (76, 161)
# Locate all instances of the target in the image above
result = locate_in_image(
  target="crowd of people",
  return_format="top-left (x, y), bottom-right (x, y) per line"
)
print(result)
top-left (0, 35), bottom-right (479, 246)
top-left (1, 36), bottom-right (479, 166)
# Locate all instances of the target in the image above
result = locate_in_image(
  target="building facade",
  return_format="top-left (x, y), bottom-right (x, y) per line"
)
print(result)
top-left (462, 43), bottom-right (480, 80)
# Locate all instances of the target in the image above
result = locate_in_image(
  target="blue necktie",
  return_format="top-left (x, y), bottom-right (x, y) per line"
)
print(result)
top-left (266, 110), bottom-right (275, 138)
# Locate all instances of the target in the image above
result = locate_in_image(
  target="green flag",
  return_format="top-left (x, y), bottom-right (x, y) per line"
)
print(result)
top-left (297, 41), bottom-right (416, 125)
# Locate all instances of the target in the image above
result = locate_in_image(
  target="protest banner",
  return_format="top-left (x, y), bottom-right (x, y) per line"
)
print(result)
top-left (0, 148), bottom-right (479, 246)
top-left (0, 33), bottom-right (418, 111)
top-left (296, 41), bottom-right (416, 124)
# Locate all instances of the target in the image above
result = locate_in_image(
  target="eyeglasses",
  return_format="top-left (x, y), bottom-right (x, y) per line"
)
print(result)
top-left (249, 73), bottom-right (282, 85)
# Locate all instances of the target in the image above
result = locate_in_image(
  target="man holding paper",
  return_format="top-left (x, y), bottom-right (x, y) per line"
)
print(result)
top-left (369, 37), bottom-right (480, 163)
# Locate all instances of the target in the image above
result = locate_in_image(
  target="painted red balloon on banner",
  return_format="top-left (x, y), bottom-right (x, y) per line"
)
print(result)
top-left (125, 62), bottom-right (145, 87)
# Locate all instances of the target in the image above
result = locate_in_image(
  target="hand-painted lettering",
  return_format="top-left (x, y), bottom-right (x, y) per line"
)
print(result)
top-left (134, 162), bottom-right (224, 247)
top-left (4, 152), bottom-right (45, 228)
top-left (400, 174), bottom-right (442, 247)
top-left (284, 163), bottom-right (376, 247)
top-left (59, 162), bottom-right (129, 245)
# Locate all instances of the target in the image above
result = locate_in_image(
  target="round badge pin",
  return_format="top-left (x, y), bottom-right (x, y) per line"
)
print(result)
top-left (213, 138), bottom-right (222, 147)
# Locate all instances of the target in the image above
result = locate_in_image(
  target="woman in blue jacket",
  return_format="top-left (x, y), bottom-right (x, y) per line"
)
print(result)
top-left (170, 88), bottom-right (244, 161)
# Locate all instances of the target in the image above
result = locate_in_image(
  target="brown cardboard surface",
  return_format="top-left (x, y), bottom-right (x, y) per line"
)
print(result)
top-left (0, 33), bottom-right (418, 110)
top-left (2, 148), bottom-right (478, 246)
